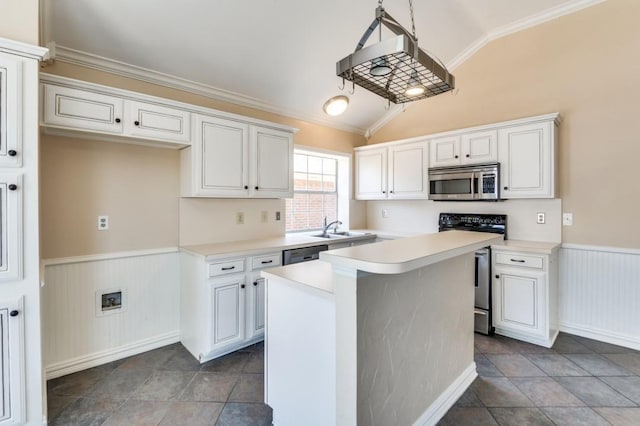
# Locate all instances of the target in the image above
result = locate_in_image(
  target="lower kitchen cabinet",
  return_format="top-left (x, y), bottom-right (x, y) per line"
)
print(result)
top-left (180, 250), bottom-right (279, 362)
top-left (0, 297), bottom-right (25, 425)
top-left (0, 174), bottom-right (22, 282)
top-left (492, 248), bottom-right (558, 348)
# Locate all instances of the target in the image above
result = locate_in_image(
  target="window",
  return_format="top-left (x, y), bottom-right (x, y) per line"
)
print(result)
top-left (286, 148), bottom-right (350, 232)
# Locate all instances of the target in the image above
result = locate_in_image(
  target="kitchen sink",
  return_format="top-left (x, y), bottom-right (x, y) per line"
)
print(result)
top-left (312, 231), bottom-right (370, 239)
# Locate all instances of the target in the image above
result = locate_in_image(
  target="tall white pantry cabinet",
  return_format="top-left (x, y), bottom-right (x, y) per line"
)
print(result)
top-left (0, 39), bottom-right (48, 425)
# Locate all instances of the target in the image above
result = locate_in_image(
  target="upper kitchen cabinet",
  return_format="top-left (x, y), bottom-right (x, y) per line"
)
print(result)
top-left (0, 55), bottom-right (22, 167)
top-left (355, 140), bottom-right (428, 200)
top-left (498, 115), bottom-right (558, 199)
top-left (40, 74), bottom-right (191, 148)
top-left (181, 115), bottom-right (294, 198)
top-left (429, 130), bottom-right (497, 167)
top-left (355, 147), bottom-right (387, 200)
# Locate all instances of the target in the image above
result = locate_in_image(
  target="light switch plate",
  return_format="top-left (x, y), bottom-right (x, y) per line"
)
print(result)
top-left (382, 209), bottom-right (389, 218)
top-left (563, 213), bottom-right (573, 226)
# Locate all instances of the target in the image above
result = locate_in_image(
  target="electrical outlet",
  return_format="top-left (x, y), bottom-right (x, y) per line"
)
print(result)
top-left (236, 212), bottom-right (245, 225)
top-left (275, 211), bottom-right (281, 221)
top-left (382, 209), bottom-right (389, 218)
top-left (537, 212), bottom-right (545, 224)
top-left (98, 215), bottom-right (109, 230)
top-left (563, 213), bottom-right (573, 226)
top-left (261, 211), bottom-right (268, 223)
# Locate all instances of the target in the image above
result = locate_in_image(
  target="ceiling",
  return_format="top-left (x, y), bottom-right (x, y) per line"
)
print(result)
top-left (41, 0), bottom-right (599, 135)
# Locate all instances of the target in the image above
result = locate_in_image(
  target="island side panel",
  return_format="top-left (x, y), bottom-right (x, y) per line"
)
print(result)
top-left (356, 254), bottom-right (476, 426)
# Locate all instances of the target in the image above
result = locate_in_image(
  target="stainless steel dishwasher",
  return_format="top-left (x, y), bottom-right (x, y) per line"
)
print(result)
top-left (282, 245), bottom-right (329, 265)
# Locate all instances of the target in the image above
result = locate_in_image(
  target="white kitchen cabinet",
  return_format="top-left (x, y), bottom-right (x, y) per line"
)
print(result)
top-left (355, 141), bottom-right (428, 200)
top-left (0, 174), bottom-right (22, 282)
top-left (0, 55), bottom-right (21, 168)
top-left (498, 120), bottom-right (556, 198)
top-left (387, 141), bottom-right (429, 199)
top-left (41, 76), bottom-right (191, 148)
top-left (429, 130), bottom-right (497, 167)
top-left (182, 116), bottom-right (293, 198)
top-left (211, 277), bottom-right (246, 352)
top-left (247, 274), bottom-right (266, 340)
top-left (492, 248), bottom-right (558, 348)
top-left (43, 84), bottom-right (124, 134)
top-left (124, 100), bottom-right (191, 143)
top-left (251, 126), bottom-right (293, 198)
top-left (0, 297), bottom-right (25, 425)
top-left (355, 147), bottom-right (387, 200)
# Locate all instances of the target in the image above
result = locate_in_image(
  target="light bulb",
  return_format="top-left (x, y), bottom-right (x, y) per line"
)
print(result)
top-left (370, 57), bottom-right (392, 77)
top-left (405, 69), bottom-right (426, 96)
top-left (323, 95), bottom-right (349, 116)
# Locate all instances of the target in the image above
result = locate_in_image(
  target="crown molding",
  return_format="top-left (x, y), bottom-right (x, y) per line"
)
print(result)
top-left (0, 37), bottom-right (49, 61)
top-left (51, 44), bottom-right (366, 135)
top-left (365, 0), bottom-right (606, 138)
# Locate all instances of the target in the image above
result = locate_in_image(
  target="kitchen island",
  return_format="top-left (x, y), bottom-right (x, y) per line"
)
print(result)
top-left (262, 230), bottom-right (503, 426)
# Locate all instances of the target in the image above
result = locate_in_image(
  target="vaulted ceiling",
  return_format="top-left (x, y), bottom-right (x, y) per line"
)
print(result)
top-left (40, 0), bottom-right (602, 135)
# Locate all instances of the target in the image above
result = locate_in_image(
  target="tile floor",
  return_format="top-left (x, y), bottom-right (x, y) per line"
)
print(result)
top-left (47, 333), bottom-right (640, 425)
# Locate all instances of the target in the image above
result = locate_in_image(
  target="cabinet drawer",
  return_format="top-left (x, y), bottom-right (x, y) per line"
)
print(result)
top-left (251, 253), bottom-right (281, 270)
top-left (495, 253), bottom-right (544, 269)
top-left (208, 259), bottom-right (245, 277)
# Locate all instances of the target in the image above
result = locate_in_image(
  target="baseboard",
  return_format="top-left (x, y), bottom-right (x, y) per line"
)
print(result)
top-left (494, 327), bottom-right (558, 349)
top-left (45, 330), bottom-right (180, 379)
top-left (412, 362), bottom-right (478, 426)
top-left (560, 322), bottom-right (640, 351)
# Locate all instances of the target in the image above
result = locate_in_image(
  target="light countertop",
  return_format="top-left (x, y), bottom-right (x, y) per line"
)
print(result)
top-left (320, 230), bottom-right (503, 274)
top-left (492, 239), bottom-right (560, 254)
top-left (180, 232), bottom-right (377, 259)
top-left (261, 260), bottom-right (334, 294)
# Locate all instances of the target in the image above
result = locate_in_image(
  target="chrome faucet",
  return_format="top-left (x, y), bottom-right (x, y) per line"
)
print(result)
top-left (322, 217), bottom-right (343, 235)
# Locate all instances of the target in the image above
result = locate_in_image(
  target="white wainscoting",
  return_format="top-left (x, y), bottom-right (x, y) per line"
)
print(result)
top-left (42, 249), bottom-right (181, 379)
top-left (559, 244), bottom-right (640, 350)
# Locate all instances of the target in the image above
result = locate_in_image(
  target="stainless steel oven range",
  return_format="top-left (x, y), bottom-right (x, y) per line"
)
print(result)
top-left (438, 213), bottom-right (507, 335)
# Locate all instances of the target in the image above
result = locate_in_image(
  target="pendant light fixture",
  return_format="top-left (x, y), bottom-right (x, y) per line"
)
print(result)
top-left (336, 0), bottom-right (454, 104)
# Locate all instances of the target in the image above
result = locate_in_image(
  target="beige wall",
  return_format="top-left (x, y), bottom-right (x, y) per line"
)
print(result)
top-left (40, 63), bottom-right (367, 257)
top-left (40, 135), bottom-right (180, 258)
top-left (0, 0), bottom-right (39, 44)
top-left (369, 0), bottom-right (640, 249)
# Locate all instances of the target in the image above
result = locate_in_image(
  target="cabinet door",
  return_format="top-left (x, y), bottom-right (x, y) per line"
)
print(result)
top-left (125, 101), bottom-right (191, 143)
top-left (494, 269), bottom-right (546, 336)
top-left (0, 174), bottom-right (21, 282)
top-left (0, 54), bottom-right (21, 167)
top-left (0, 297), bottom-right (25, 425)
top-left (429, 136), bottom-right (460, 167)
top-left (461, 130), bottom-right (497, 165)
top-left (196, 115), bottom-right (249, 197)
top-left (211, 278), bottom-right (245, 351)
top-left (43, 84), bottom-right (124, 134)
top-left (355, 148), bottom-right (387, 200)
top-left (388, 141), bottom-right (428, 199)
top-left (246, 274), bottom-right (266, 340)
top-left (498, 121), bottom-right (554, 198)
top-left (251, 126), bottom-right (293, 198)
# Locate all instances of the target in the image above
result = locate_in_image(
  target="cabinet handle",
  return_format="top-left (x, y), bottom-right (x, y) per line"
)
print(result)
top-left (261, 260), bottom-right (273, 264)
top-left (455, 155), bottom-right (459, 159)
top-left (510, 259), bottom-right (526, 263)
top-left (8, 184), bottom-right (17, 191)
top-left (465, 154), bottom-right (470, 158)
top-left (504, 186), bottom-right (508, 190)
top-left (244, 185), bottom-right (248, 190)
top-left (255, 186), bottom-right (259, 190)
top-left (8, 150), bottom-right (17, 157)
top-left (9, 310), bottom-right (19, 317)
top-left (221, 266), bottom-right (235, 271)
top-left (389, 190), bottom-right (393, 193)
top-left (115, 118), bottom-right (121, 123)
top-left (253, 281), bottom-right (258, 286)
top-left (134, 120), bottom-right (140, 126)
top-left (241, 284), bottom-right (246, 289)
top-left (495, 275), bottom-right (500, 279)
top-left (382, 190), bottom-right (386, 194)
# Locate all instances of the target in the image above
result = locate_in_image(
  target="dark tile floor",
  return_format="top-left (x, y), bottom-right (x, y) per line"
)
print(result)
top-left (47, 333), bottom-right (640, 425)
top-left (440, 333), bottom-right (640, 426)
top-left (47, 342), bottom-right (270, 426)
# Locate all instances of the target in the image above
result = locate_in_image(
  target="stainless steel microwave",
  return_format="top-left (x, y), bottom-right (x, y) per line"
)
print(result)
top-left (428, 162), bottom-right (500, 201)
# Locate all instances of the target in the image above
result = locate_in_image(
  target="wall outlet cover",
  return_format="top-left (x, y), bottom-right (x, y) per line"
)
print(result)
top-left (236, 212), bottom-right (245, 225)
top-left (382, 209), bottom-right (389, 218)
top-left (275, 211), bottom-right (281, 221)
top-left (98, 215), bottom-right (109, 230)
top-left (537, 212), bottom-right (545, 224)
top-left (261, 211), bottom-right (268, 223)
